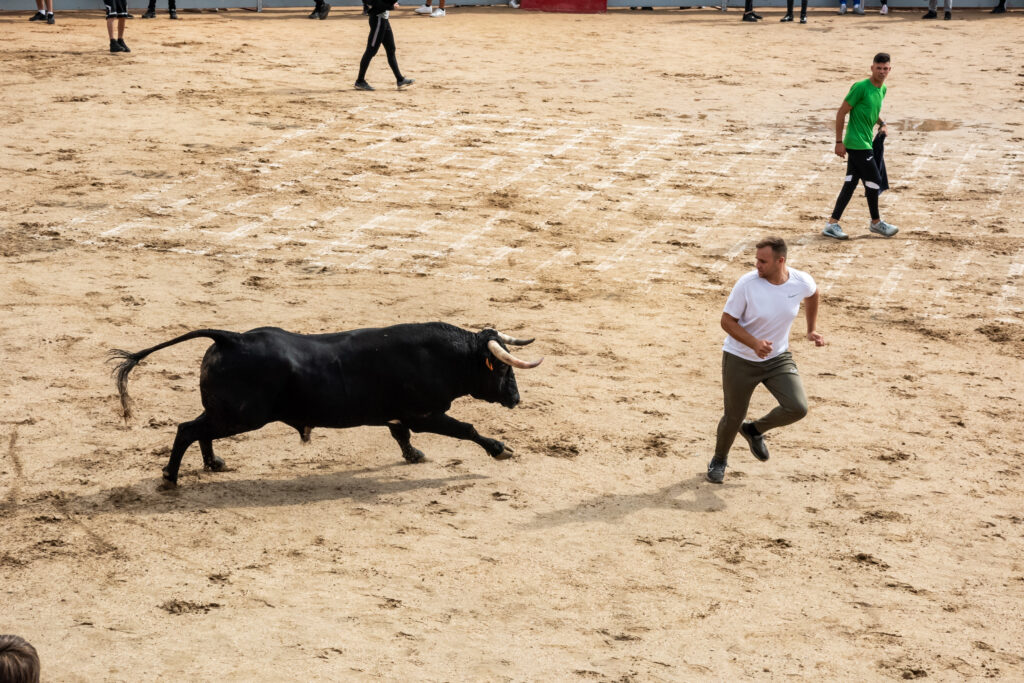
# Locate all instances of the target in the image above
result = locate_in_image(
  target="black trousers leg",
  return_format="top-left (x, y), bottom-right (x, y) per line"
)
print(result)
top-left (358, 16), bottom-right (384, 81)
top-left (380, 22), bottom-right (403, 80)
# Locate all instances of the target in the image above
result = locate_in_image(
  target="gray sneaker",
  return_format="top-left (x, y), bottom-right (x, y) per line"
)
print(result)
top-left (869, 220), bottom-right (899, 237)
top-left (854, 2), bottom-right (864, 13)
top-left (822, 222), bottom-right (849, 240)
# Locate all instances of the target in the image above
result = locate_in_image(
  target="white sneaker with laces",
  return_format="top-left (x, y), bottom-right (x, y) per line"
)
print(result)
top-left (414, 3), bottom-right (432, 12)
top-left (879, 3), bottom-right (888, 13)
top-left (870, 220), bottom-right (899, 237)
top-left (431, 7), bottom-right (445, 15)
top-left (822, 222), bottom-right (849, 240)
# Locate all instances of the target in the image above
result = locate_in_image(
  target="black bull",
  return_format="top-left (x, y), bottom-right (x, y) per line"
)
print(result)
top-left (110, 323), bottom-right (543, 487)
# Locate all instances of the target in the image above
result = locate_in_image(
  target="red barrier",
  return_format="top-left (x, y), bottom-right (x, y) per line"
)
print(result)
top-left (520, 0), bottom-right (605, 12)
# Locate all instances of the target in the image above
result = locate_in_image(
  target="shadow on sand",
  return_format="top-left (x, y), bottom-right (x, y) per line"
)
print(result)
top-left (59, 461), bottom-right (488, 517)
top-left (525, 472), bottom-right (740, 529)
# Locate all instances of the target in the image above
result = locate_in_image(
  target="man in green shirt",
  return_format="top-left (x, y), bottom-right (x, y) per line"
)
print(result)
top-left (823, 53), bottom-right (898, 240)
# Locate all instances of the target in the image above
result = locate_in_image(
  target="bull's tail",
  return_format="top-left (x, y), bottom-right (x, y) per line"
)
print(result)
top-left (108, 329), bottom-right (238, 422)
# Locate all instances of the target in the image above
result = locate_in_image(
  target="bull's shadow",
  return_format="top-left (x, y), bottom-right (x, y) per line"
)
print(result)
top-left (64, 461), bottom-right (488, 517)
top-left (524, 473), bottom-right (738, 529)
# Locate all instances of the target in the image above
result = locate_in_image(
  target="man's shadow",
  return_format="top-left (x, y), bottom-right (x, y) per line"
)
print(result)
top-left (525, 472), bottom-right (740, 530)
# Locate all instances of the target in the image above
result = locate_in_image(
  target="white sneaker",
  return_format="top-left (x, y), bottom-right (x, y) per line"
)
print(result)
top-left (430, 7), bottom-right (445, 15)
top-left (879, 3), bottom-right (888, 13)
top-left (509, 0), bottom-right (519, 6)
top-left (414, 3), bottom-right (432, 12)
top-left (870, 220), bottom-right (898, 237)
top-left (822, 222), bottom-right (849, 240)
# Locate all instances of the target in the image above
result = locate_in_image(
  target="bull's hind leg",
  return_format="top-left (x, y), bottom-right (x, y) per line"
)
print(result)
top-left (387, 421), bottom-right (426, 463)
top-left (163, 412), bottom-right (256, 487)
top-left (405, 414), bottom-right (511, 460)
top-left (199, 440), bottom-right (226, 472)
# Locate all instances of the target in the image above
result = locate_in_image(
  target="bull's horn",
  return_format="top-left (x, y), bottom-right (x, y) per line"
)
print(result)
top-left (496, 332), bottom-right (534, 346)
top-left (488, 340), bottom-right (543, 369)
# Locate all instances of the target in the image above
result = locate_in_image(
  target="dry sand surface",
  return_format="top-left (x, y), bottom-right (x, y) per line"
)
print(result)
top-left (2, 5), bottom-right (1024, 680)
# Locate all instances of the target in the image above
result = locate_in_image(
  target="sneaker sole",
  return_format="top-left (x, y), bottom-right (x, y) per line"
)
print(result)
top-left (822, 229), bottom-right (849, 241)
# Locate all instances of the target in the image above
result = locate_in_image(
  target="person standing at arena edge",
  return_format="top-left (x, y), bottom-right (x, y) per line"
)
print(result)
top-left (28, 0), bottom-right (55, 24)
top-left (104, 0), bottom-right (130, 53)
top-left (414, 0), bottom-right (445, 17)
top-left (823, 52), bottom-right (898, 241)
top-left (142, 0), bottom-right (179, 19)
top-left (355, 0), bottom-right (414, 91)
top-left (706, 237), bottom-right (824, 484)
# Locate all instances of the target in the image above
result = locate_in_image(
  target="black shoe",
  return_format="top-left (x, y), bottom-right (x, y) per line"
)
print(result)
top-left (706, 458), bottom-right (727, 484)
top-left (169, 9), bottom-right (178, 18)
top-left (46, 12), bottom-right (54, 23)
top-left (944, 9), bottom-right (950, 18)
top-left (780, 12), bottom-right (792, 20)
top-left (117, 38), bottom-right (130, 52)
top-left (29, 11), bottom-right (46, 20)
top-left (308, 6), bottom-right (319, 17)
top-left (109, 38), bottom-right (124, 52)
top-left (799, 13), bottom-right (806, 21)
top-left (318, 2), bottom-right (330, 18)
top-left (397, 77), bottom-right (414, 89)
top-left (752, 11), bottom-right (762, 18)
top-left (354, 79), bottom-right (374, 91)
top-left (142, 8), bottom-right (155, 16)
top-left (922, 9), bottom-right (937, 17)
top-left (991, 3), bottom-right (1005, 11)
top-left (739, 421), bottom-right (770, 462)
top-left (742, 10), bottom-right (758, 20)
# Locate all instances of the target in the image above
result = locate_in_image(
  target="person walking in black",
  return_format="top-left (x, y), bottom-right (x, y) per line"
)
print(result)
top-left (741, 0), bottom-right (762, 21)
top-left (355, 0), bottom-right (414, 91)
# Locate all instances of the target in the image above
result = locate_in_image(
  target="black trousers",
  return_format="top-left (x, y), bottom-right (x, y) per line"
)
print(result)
top-left (147, 0), bottom-right (175, 10)
top-left (358, 15), bottom-right (403, 82)
top-left (831, 148), bottom-right (883, 221)
top-left (786, 0), bottom-right (807, 13)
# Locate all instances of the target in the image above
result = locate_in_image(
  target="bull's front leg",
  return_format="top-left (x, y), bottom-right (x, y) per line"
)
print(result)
top-left (387, 421), bottom-right (426, 463)
top-left (405, 414), bottom-right (512, 460)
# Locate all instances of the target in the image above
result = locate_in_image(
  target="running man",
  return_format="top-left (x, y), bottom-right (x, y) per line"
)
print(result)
top-left (355, 0), bottom-right (414, 91)
top-left (824, 52), bottom-right (898, 240)
top-left (706, 237), bottom-right (824, 484)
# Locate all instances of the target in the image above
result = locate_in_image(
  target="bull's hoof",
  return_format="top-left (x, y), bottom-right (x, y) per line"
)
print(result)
top-left (160, 467), bottom-right (178, 489)
top-left (491, 445), bottom-right (514, 460)
top-left (402, 447), bottom-right (426, 464)
top-left (204, 456), bottom-right (226, 472)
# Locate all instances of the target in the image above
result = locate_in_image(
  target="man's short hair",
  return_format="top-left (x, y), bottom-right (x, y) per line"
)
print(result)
top-left (0, 635), bottom-right (40, 683)
top-left (873, 52), bottom-right (891, 64)
top-left (756, 236), bottom-right (787, 259)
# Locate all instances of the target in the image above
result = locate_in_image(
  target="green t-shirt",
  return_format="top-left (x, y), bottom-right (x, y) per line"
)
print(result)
top-left (843, 78), bottom-right (886, 150)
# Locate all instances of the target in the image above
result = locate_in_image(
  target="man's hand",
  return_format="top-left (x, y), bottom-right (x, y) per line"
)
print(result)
top-left (807, 331), bottom-right (825, 346)
top-left (753, 339), bottom-right (773, 359)
top-left (879, 123), bottom-right (888, 135)
top-left (834, 142), bottom-right (846, 159)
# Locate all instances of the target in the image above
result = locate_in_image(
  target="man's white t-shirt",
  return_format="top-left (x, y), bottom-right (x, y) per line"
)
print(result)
top-left (722, 268), bottom-right (817, 362)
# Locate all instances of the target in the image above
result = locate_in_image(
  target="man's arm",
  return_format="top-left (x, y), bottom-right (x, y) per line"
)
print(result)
top-left (835, 101), bottom-right (852, 158)
top-left (804, 290), bottom-right (825, 346)
top-left (721, 312), bottom-right (773, 359)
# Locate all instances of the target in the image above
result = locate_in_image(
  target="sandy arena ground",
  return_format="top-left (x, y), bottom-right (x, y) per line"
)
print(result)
top-left (2, 5), bottom-right (1024, 680)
